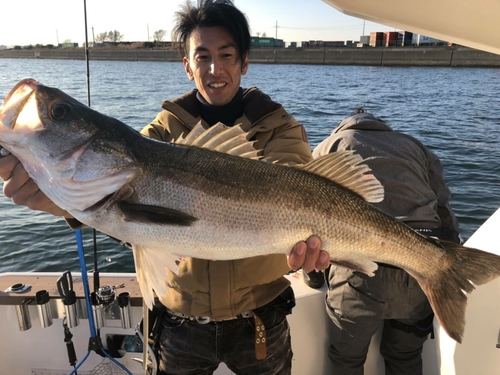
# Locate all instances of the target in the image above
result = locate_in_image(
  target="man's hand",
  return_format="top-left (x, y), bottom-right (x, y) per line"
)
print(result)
top-left (0, 153), bottom-right (72, 218)
top-left (288, 235), bottom-right (330, 272)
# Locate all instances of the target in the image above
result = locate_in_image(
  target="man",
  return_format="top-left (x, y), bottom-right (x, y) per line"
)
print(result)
top-left (0, 1), bottom-right (328, 374)
top-left (313, 110), bottom-right (461, 375)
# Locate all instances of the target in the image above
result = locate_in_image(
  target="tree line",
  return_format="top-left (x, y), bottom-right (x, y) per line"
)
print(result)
top-left (95, 29), bottom-right (167, 43)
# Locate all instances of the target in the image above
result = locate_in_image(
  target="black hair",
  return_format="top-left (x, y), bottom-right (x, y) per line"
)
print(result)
top-left (172, 0), bottom-right (251, 63)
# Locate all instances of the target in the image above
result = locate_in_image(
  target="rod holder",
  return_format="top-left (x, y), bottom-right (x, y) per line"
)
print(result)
top-left (57, 270), bottom-right (79, 328)
top-left (118, 292), bottom-right (133, 329)
top-left (15, 298), bottom-right (33, 331)
top-left (35, 290), bottom-right (53, 328)
top-left (91, 292), bottom-right (105, 330)
top-left (64, 302), bottom-right (79, 328)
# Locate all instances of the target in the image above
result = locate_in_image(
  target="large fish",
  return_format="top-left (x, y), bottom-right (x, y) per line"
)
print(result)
top-left (1, 79), bottom-right (499, 343)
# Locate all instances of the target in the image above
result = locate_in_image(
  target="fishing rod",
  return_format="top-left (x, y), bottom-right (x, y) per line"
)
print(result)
top-left (67, 1), bottom-right (134, 374)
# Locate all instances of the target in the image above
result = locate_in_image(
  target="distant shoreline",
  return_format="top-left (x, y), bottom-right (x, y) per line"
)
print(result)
top-left (1, 46), bottom-right (499, 67)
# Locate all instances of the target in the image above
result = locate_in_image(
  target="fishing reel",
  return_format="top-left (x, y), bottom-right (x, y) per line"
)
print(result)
top-left (95, 283), bottom-right (125, 309)
top-left (92, 283), bottom-right (132, 330)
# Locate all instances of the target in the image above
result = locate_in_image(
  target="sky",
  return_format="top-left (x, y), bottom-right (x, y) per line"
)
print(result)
top-left (0, 0), bottom-right (394, 47)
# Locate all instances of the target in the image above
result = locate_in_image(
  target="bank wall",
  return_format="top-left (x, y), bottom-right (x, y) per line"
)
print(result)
top-left (1, 47), bottom-right (499, 67)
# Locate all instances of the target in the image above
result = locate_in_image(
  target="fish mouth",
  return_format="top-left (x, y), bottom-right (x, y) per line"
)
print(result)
top-left (0, 78), bottom-right (38, 130)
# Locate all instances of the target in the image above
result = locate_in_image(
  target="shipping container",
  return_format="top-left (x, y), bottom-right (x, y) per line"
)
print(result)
top-left (308, 40), bottom-right (324, 47)
top-left (369, 32), bottom-right (384, 47)
top-left (413, 34), bottom-right (448, 46)
top-left (59, 42), bottom-right (79, 48)
top-left (398, 31), bottom-right (414, 46)
top-left (383, 31), bottom-right (399, 47)
top-left (323, 41), bottom-right (345, 47)
top-left (360, 36), bottom-right (370, 45)
top-left (251, 36), bottom-right (283, 48)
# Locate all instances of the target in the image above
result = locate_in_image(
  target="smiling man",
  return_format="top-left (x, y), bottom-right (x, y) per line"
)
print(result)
top-left (0, 1), bottom-right (328, 373)
top-left (139, 1), bottom-right (329, 374)
top-left (184, 26), bottom-right (247, 107)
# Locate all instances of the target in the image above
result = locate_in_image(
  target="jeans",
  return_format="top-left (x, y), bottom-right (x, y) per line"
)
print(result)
top-left (158, 294), bottom-right (293, 375)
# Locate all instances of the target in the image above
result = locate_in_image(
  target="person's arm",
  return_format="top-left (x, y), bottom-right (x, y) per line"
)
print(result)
top-left (427, 153), bottom-right (461, 241)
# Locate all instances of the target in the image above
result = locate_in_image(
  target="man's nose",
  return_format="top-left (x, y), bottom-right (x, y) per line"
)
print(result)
top-left (210, 60), bottom-right (222, 76)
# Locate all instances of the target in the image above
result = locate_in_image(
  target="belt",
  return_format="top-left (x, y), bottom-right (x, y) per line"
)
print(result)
top-left (166, 308), bottom-right (253, 324)
top-left (165, 308), bottom-right (267, 360)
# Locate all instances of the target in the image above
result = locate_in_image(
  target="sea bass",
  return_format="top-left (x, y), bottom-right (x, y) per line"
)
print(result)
top-left (1, 79), bottom-right (499, 343)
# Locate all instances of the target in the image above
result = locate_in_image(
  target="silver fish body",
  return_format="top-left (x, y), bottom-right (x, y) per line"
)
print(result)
top-left (1, 79), bottom-right (499, 343)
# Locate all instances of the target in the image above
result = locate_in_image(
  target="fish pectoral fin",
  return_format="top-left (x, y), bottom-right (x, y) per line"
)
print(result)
top-left (330, 259), bottom-right (378, 276)
top-left (117, 201), bottom-right (198, 226)
top-left (298, 150), bottom-right (384, 203)
top-left (132, 244), bottom-right (182, 309)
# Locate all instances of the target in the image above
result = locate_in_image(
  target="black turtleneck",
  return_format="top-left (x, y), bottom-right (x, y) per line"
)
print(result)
top-left (196, 88), bottom-right (244, 127)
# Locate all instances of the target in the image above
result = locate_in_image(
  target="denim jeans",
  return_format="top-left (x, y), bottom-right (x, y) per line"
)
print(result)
top-left (158, 295), bottom-right (293, 375)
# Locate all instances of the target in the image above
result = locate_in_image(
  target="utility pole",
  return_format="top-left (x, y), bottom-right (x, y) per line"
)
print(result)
top-left (147, 23), bottom-right (150, 42)
top-left (363, 20), bottom-right (366, 36)
top-left (275, 20), bottom-right (278, 39)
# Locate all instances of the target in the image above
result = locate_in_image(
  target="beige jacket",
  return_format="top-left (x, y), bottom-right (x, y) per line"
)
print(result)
top-left (141, 87), bottom-right (313, 318)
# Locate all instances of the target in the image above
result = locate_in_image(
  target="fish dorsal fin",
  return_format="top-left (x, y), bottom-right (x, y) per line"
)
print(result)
top-left (299, 150), bottom-right (384, 203)
top-left (177, 122), bottom-right (262, 160)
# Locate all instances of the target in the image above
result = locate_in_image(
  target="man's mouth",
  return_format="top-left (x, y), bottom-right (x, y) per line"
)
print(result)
top-left (209, 82), bottom-right (227, 89)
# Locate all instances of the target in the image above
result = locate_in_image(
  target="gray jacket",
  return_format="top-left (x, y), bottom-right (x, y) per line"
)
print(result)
top-left (313, 113), bottom-right (460, 233)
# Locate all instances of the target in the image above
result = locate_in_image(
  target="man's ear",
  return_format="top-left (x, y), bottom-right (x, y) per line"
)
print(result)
top-left (241, 53), bottom-right (249, 75)
top-left (183, 57), bottom-right (194, 81)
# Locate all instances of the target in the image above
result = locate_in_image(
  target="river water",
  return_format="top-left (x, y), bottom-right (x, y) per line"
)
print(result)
top-left (0, 58), bottom-right (498, 274)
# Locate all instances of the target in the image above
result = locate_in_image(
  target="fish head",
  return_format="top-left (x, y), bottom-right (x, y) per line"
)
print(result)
top-left (0, 79), bottom-right (141, 213)
top-left (0, 79), bottom-right (98, 164)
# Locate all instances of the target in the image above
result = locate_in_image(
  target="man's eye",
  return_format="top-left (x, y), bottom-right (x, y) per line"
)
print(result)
top-left (196, 55), bottom-right (209, 61)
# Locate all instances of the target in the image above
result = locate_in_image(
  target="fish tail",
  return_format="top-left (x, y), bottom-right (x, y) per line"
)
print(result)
top-left (417, 241), bottom-right (500, 343)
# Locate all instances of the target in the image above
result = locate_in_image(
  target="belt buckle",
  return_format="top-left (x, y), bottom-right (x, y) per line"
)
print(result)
top-left (195, 316), bottom-right (212, 324)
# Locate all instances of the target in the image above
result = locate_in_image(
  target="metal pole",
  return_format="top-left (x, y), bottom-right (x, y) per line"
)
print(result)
top-left (83, 0), bottom-right (91, 107)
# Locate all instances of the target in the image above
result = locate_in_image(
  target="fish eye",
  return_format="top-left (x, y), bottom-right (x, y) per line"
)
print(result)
top-left (50, 102), bottom-right (71, 121)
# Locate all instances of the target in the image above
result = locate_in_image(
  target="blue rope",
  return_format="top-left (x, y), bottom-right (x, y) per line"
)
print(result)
top-left (68, 229), bottom-right (134, 375)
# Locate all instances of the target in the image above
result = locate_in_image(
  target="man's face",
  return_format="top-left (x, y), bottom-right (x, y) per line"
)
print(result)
top-left (183, 26), bottom-right (248, 106)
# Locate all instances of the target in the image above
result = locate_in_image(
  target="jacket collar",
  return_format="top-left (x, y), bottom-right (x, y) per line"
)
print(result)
top-left (161, 87), bottom-right (283, 130)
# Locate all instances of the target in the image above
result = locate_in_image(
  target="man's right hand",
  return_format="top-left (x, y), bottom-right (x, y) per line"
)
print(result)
top-left (0, 153), bottom-right (71, 218)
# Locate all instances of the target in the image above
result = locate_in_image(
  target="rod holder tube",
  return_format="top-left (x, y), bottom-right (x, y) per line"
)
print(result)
top-left (35, 290), bottom-right (53, 328)
top-left (118, 292), bottom-right (133, 329)
top-left (15, 299), bottom-right (32, 331)
top-left (91, 292), bottom-right (105, 330)
top-left (64, 303), bottom-right (79, 328)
